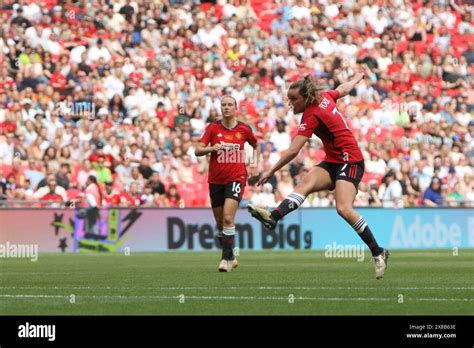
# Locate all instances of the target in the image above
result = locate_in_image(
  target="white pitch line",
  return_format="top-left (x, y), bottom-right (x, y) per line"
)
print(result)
top-left (0, 286), bottom-right (473, 291)
top-left (0, 294), bottom-right (473, 302)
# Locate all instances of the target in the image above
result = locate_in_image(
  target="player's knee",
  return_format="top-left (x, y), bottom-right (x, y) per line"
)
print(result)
top-left (223, 214), bottom-right (234, 227)
top-left (336, 204), bottom-right (352, 219)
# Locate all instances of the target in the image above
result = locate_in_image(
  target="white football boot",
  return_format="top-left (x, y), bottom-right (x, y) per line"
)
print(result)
top-left (218, 259), bottom-right (238, 272)
top-left (372, 249), bottom-right (390, 279)
top-left (247, 204), bottom-right (277, 229)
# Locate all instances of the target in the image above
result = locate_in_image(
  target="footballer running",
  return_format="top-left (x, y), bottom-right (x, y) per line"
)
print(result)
top-left (248, 73), bottom-right (390, 279)
top-left (195, 95), bottom-right (259, 272)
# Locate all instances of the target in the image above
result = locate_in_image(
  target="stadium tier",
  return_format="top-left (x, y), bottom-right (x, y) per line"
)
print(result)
top-left (0, 0), bottom-right (473, 208)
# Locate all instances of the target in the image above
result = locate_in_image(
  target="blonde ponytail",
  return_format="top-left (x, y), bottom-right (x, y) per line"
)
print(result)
top-left (289, 74), bottom-right (322, 106)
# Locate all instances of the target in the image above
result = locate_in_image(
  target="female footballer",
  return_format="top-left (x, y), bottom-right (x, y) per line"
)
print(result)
top-left (195, 95), bottom-right (259, 272)
top-left (247, 74), bottom-right (389, 279)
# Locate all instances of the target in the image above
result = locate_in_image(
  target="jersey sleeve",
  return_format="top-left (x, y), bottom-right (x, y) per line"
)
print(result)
top-left (199, 123), bottom-right (213, 145)
top-left (246, 126), bottom-right (258, 146)
top-left (326, 89), bottom-right (340, 101)
top-left (296, 109), bottom-right (319, 138)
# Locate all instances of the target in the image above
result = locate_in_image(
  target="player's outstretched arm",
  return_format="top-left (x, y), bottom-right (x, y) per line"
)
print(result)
top-left (258, 135), bottom-right (308, 186)
top-left (336, 72), bottom-right (365, 99)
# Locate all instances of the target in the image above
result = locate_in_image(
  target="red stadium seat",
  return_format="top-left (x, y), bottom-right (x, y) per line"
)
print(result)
top-left (362, 173), bottom-right (384, 186)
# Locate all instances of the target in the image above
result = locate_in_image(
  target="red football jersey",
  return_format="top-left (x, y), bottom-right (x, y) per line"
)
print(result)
top-left (103, 190), bottom-right (121, 207)
top-left (297, 90), bottom-right (363, 163)
top-left (199, 121), bottom-right (257, 184)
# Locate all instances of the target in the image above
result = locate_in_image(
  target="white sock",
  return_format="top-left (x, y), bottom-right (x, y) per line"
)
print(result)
top-left (223, 226), bottom-right (235, 236)
top-left (352, 217), bottom-right (368, 234)
top-left (287, 192), bottom-right (306, 207)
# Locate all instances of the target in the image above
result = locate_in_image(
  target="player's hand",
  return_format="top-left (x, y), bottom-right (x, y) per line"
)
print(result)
top-left (257, 171), bottom-right (272, 186)
top-left (209, 143), bottom-right (223, 153)
top-left (249, 165), bottom-right (259, 178)
top-left (355, 72), bottom-right (365, 82)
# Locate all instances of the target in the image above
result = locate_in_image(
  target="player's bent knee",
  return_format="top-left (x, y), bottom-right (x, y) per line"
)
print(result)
top-left (336, 205), bottom-right (352, 219)
top-left (223, 215), bottom-right (234, 227)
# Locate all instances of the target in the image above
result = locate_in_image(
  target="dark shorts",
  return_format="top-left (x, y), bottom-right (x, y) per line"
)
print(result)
top-left (317, 160), bottom-right (365, 191)
top-left (209, 181), bottom-right (245, 208)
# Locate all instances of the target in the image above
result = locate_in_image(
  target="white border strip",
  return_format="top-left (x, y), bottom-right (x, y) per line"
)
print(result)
top-left (0, 286), bottom-right (472, 290)
top-left (0, 294), bottom-right (472, 302)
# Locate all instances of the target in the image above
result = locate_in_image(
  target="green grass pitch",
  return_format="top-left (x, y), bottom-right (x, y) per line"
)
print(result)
top-left (1, 250), bottom-right (473, 315)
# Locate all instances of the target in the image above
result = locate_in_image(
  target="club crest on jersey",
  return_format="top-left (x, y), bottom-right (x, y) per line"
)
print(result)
top-left (235, 132), bottom-right (242, 139)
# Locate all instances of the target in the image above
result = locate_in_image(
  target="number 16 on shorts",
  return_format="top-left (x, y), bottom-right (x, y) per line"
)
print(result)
top-left (231, 182), bottom-right (241, 197)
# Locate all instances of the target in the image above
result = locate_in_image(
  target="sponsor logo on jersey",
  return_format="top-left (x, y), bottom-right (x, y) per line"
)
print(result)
top-left (224, 134), bottom-right (233, 140)
top-left (219, 142), bottom-right (241, 150)
top-left (299, 123), bottom-right (307, 131)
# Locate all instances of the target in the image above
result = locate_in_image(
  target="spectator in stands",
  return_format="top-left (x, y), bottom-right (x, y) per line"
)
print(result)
top-left (138, 155), bottom-right (153, 180)
top-left (270, 120), bottom-right (291, 152)
top-left (177, 155), bottom-right (195, 184)
top-left (271, 8), bottom-right (290, 34)
top-left (312, 191), bottom-right (334, 208)
top-left (276, 169), bottom-right (294, 200)
top-left (125, 167), bottom-right (145, 192)
top-left (354, 182), bottom-right (371, 207)
top-left (250, 183), bottom-right (277, 208)
top-left (366, 150), bottom-right (387, 175)
top-left (55, 163), bottom-right (70, 190)
top-left (464, 178), bottom-right (474, 207)
top-left (24, 158), bottom-right (44, 189)
top-left (422, 177), bottom-right (444, 207)
top-left (5, 173), bottom-right (18, 199)
top-left (103, 181), bottom-right (121, 207)
top-left (165, 184), bottom-right (182, 208)
top-left (148, 171), bottom-right (166, 196)
top-left (0, 133), bottom-right (15, 164)
top-left (140, 184), bottom-right (154, 206)
top-left (446, 182), bottom-right (464, 207)
top-left (33, 175), bottom-right (67, 205)
top-left (77, 159), bottom-right (97, 189)
top-left (380, 171), bottom-right (403, 209)
top-left (93, 156), bottom-right (113, 184)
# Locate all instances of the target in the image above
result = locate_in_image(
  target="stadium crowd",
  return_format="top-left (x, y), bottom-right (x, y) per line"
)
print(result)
top-left (0, 0), bottom-right (473, 209)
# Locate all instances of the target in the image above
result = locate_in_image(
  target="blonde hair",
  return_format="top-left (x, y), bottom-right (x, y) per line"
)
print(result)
top-left (289, 74), bottom-right (322, 106)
